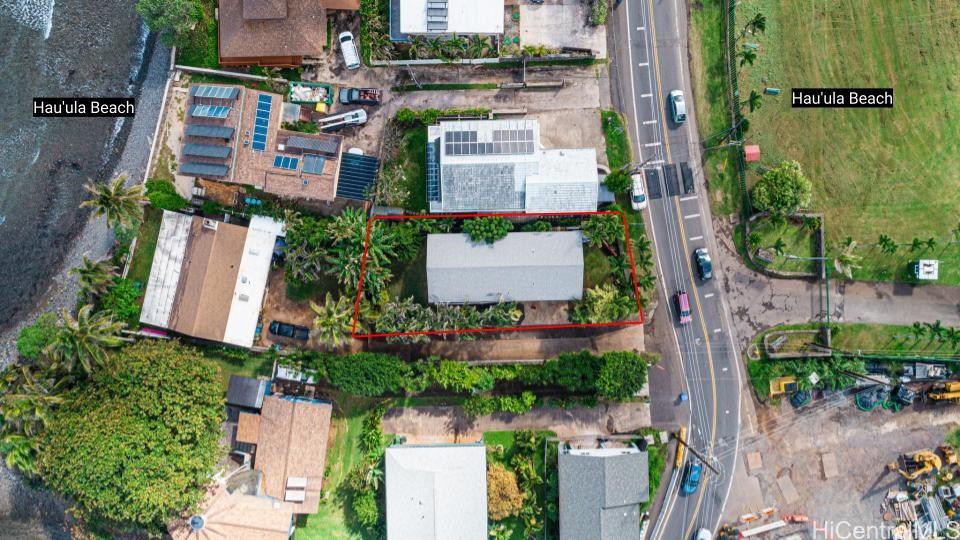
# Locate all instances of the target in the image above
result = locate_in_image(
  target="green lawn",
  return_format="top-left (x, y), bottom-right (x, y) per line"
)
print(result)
top-left (600, 110), bottom-right (631, 169)
top-left (126, 206), bottom-right (163, 288)
top-left (296, 396), bottom-right (383, 540)
top-left (830, 323), bottom-right (960, 360)
top-left (735, 0), bottom-right (960, 276)
top-left (748, 216), bottom-right (818, 274)
top-left (200, 348), bottom-right (276, 390)
top-left (387, 247), bottom-right (428, 304)
top-left (381, 127), bottom-right (428, 213)
top-left (637, 428), bottom-right (667, 512)
top-left (583, 246), bottom-right (614, 289)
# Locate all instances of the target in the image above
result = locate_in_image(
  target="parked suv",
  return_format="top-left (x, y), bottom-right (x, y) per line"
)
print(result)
top-left (339, 31), bottom-right (361, 70)
top-left (669, 89), bottom-right (687, 123)
top-left (682, 461), bottom-right (703, 494)
top-left (269, 320), bottom-right (310, 341)
top-left (630, 172), bottom-right (648, 210)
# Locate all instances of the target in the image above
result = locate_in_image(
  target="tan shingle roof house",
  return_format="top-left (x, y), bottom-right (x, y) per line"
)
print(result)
top-left (219, 0), bottom-right (360, 66)
top-left (169, 482), bottom-right (295, 540)
top-left (179, 84), bottom-right (345, 203)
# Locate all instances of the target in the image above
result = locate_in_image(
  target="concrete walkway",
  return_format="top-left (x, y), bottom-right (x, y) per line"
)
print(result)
top-left (381, 401), bottom-right (651, 444)
top-left (713, 217), bottom-right (960, 349)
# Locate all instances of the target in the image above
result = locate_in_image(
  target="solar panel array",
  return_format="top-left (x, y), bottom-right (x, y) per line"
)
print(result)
top-left (185, 125), bottom-right (235, 140)
top-left (302, 154), bottom-right (326, 175)
top-left (252, 94), bottom-right (272, 151)
top-left (285, 135), bottom-right (339, 154)
top-left (180, 162), bottom-right (228, 177)
top-left (273, 155), bottom-right (299, 170)
top-left (183, 143), bottom-right (231, 159)
top-left (190, 85), bottom-right (239, 100)
top-left (190, 104), bottom-right (231, 119)
top-left (426, 139), bottom-right (441, 202)
top-left (336, 153), bottom-right (380, 201)
top-left (443, 129), bottom-right (535, 156)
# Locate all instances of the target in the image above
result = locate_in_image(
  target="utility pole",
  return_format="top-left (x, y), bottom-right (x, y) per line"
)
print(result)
top-left (674, 432), bottom-right (720, 475)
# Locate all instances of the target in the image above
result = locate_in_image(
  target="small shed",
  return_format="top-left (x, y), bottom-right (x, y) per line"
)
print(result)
top-left (744, 144), bottom-right (761, 162)
top-left (914, 259), bottom-right (939, 280)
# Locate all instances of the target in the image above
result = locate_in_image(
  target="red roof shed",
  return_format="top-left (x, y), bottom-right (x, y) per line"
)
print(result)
top-left (744, 145), bottom-right (761, 162)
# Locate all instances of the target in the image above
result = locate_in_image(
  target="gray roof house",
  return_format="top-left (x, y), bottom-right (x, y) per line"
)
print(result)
top-left (426, 231), bottom-right (584, 304)
top-left (385, 443), bottom-right (487, 540)
top-left (226, 375), bottom-right (268, 410)
top-left (558, 445), bottom-right (649, 540)
top-left (426, 119), bottom-right (599, 213)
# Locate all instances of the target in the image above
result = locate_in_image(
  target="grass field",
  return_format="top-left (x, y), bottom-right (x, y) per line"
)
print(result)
top-left (601, 110), bottom-right (631, 169)
top-left (692, 0), bottom-right (960, 283)
top-left (126, 206), bottom-right (163, 288)
top-left (296, 396), bottom-right (382, 540)
top-left (748, 216), bottom-right (818, 274)
top-left (381, 127), bottom-right (429, 213)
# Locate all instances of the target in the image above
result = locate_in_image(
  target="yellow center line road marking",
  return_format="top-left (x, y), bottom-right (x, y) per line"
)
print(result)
top-left (644, 0), bottom-right (720, 536)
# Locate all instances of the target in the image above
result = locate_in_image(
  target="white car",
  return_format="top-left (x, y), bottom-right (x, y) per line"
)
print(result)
top-left (631, 172), bottom-right (648, 210)
top-left (695, 529), bottom-right (712, 540)
top-left (669, 89), bottom-right (687, 123)
top-left (339, 31), bottom-right (361, 70)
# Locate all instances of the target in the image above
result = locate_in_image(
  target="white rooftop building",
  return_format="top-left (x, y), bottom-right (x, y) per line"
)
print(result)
top-left (385, 443), bottom-right (488, 540)
top-left (426, 119), bottom-right (599, 213)
top-left (398, 0), bottom-right (504, 35)
top-left (140, 210), bottom-right (284, 348)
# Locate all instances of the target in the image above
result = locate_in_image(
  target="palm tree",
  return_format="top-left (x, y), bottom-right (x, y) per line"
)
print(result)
top-left (925, 237), bottom-right (937, 250)
top-left (80, 174), bottom-right (146, 231)
top-left (70, 256), bottom-right (118, 299)
top-left (910, 237), bottom-right (923, 252)
top-left (833, 241), bottom-right (862, 279)
top-left (911, 322), bottom-right (926, 342)
top-left (771, 237), bottom-right (787, 256)
top-left (310, 293), bottom-right (354, 348)
top-left (45, 305), bottom-right (126, 375)
top-left (947, 327), bottom-right (960, 350)
top-left (427, 37), bottom-right (444, 58)
top-left (637, 273), bottom-right (657, 291)
top-left (468, 35), bottom-right (488, 58)
top-left (747, 89), bottom-right (763, 113)
top-left (926, 320), bottom-right (945, 343)
top-left (407, 36), bottom-right (427, 60)
top-left (878, 234), bottom-right (897, 255)
top-left (741, 12), bottom-right (767, 36)
top-left (738, 49), bottom-right (757, 68)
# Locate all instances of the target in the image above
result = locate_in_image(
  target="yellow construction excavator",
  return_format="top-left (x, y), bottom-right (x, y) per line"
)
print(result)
top-left (888, 450), bottom-right (942, 480)
top-left (928, 382), bottom-right (960, 402)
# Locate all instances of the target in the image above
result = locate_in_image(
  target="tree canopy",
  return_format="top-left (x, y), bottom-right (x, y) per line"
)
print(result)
top-left (39, 340), bottom-right (223, 529)
top-left (751, 160), bottom-right (812, 216)
top-left (136, 0), bottom-right (203, 47)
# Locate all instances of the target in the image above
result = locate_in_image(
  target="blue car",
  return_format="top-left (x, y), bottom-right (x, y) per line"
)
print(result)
top-left (682, 462), bottom-right (703, 495)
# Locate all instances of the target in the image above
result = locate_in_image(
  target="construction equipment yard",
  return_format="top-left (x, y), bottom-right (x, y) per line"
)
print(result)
top-left (718, 392), bottom-right (960, 539)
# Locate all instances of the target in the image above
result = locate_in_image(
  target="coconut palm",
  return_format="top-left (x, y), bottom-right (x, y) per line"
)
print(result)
top-left (910, 237), bottom-right (923, 252)
top-left (45, 305), bottom-right (126, 375)
top-left (833, 240), bottom-right (862, 279)
top-left (310, 293), bottom-right (354, 348)
top-left (878, 234), bottom-right (897, 255)
top-left (771, 237), bottom-right (787, 256)
top-left (637, 273), bottom-right (657, 291)
top-left (468, 35), bottom-right (488, 58)
top-left (926, 320), bottom-right (945, 343)
top-left (80, 174), bottom-right (146, 230)
top-left (925, 237), bottom-right (937, 250)
top-left (70, 256), bottom-right (118, 299)
top-left (741, 12), bottom-right (767, 36)
top-left (738, 49), bottom-right (757, 68)
top-left (408, 36), bottom-right (427, 59)
top-left (747, 89), bottom-right (763, 113)
top-left (911, 321), bottom-right (927, 342)
top-left (427, 37), bottom-right (444, 58)
top-left (947, 327), bottom-right (960, 350)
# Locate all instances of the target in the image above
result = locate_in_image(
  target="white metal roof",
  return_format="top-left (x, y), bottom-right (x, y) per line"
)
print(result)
top-left (399, 0), bottom-right (504, 35)
top-left (427, 231), bottom-right (584, 303)
top-left (139, 211), bottom-right (192, 328)
top-left (222, 215), bottom-right (285, 347)
top-left (385, 443), bottom-right (487, 540)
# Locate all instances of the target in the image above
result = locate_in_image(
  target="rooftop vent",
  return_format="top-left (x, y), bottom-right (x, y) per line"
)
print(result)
top-left (239, 294), bottom-right (250, 302)
top-left (189, 515), bottom-right (206, 531)
top-left (202, 218), bottom-right (218, 230)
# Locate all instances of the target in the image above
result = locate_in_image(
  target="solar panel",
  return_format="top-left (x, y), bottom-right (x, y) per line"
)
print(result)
top-left (180, 162), bottom-right (228, 177)
top-left (336, 153), bottom-right (380, 200)
top-left (426, 139), bottom-right (441, 202)
top-left (251, 94), bottom-right (273, 151)
top-left (273, 155), bottom-right (299, 170)
top-left (182, 143), bottom-right (231, 159)
top-left (189, 104), bottom-right (231, 119)
top-left (285, 135), bottom-right (339, 154)
top-left (444, 128), bottom-right (535, 157)
top-left (184, 124), bottom-right (234, 139)
top-left (190, 85), bottom-right (239, 100)
top-left (302, 154), bottom-right (326, 175)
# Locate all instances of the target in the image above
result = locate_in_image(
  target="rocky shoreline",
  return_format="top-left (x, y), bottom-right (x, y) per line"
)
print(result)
top-left (0, 34), bottom-right (171, 539)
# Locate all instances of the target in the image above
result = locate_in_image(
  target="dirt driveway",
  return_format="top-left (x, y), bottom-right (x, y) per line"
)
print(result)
top-left (724, 396), bottom-right (960, 532)
top-left (382, 401), bottom-right (651, 444)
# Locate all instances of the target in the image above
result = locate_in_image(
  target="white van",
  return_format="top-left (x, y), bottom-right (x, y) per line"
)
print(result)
top-left (339, 31), bottom-right (361, 70)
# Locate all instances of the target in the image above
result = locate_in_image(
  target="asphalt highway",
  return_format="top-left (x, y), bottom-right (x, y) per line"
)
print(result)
top-left (609, 0), bottom-right (746, 537)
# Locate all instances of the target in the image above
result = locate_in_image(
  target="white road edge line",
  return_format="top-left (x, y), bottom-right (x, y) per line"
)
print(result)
top-left (641, 93), bottom-right (653, 98)
top-left (704, 293), bottom-right (714, 298)
top-left (689, 235), bottom-right (703, 241)
top-left (680, 195), bottom-right (698, 201)
top-left (684, 213), bottom-right (700, 220)
top-left (643, 119), bottom-right (657, 125)
top-left (713, 328), bottom-right (722, 334)
top-left (645, 142), bottom-right (661, 147)
top-left (639, 62), bottom-right (649, 67)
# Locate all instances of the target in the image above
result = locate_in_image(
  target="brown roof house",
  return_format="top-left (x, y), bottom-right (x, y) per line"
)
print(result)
top-left (235, 394), bottom-right (333, 514)
top-left (169, 477), bottom-right (295, 540)
top-left (139, 211), bottom-right (285, 348)
top-left (178, 84), bottom-right (344, 203)
top-left (219, 0), bottom-right (360, 66)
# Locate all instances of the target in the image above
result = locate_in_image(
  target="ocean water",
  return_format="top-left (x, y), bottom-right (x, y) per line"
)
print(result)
top-left (0, 0), bottom-right (146, 328)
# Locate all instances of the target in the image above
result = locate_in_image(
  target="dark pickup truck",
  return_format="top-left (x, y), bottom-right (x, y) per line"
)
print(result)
top-left (269, 320), bottom-right (310, 341)
top-left (338, 87), bottom-right (382, 106)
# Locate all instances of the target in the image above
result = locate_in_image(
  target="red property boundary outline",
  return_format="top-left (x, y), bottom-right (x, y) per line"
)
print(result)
top-left (351, 211), bottom-right (645, 338)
